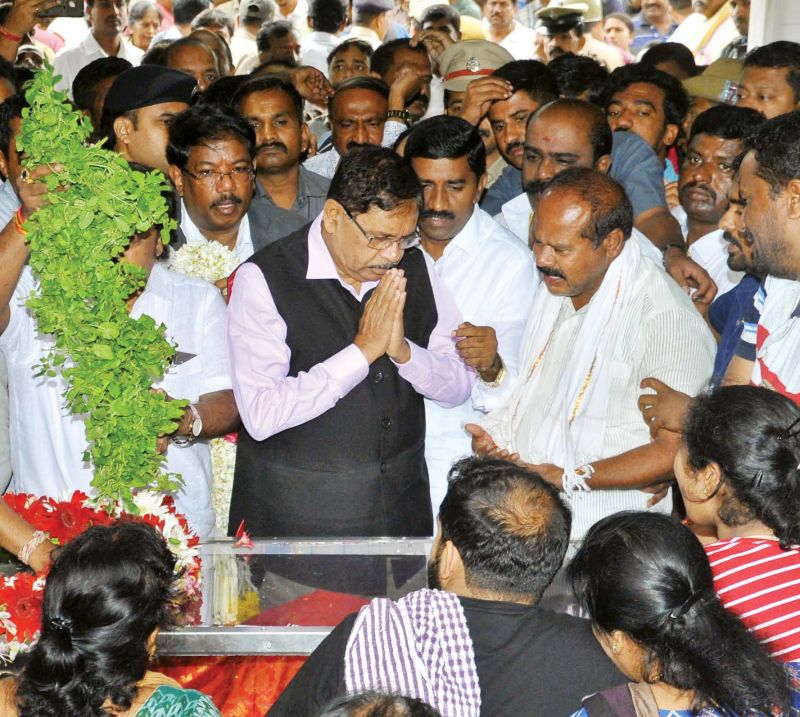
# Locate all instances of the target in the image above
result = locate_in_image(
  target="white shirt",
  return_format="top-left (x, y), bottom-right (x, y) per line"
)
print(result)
top-left (672, 205), bottom-right (743, 297)
top-left (180, 199), bottom-right (255, 265)
top-left (54, 33), bottom-right (143, 96)
top-left (422, 207), bottom-right (536, 512)
top-left (345, 24), bottom-right (383, 50)
top-left (301, 31), bottom-right (340, 77)
top-left (482, 20), bottom-right (536, 60)
top-left (0, 264), bottom-right (231, 538)
top-left (302, 120), bottom-right (407, 178)
top-left (497, 192), bottom-right (663, 265)
top-left (230, 26), bottom-right (258, 68)
top-left (483, 255), bottom-right (715, 540)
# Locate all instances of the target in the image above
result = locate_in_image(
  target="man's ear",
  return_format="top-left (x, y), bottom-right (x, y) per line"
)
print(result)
top-left (113, 115), bottom-right (133, 147)
top-left (662, 122), bottom-right (680, 149)
top-left (595, 154), bottom-right (612, 175)
top-left (786, 178), bottom-right (800, 220)
top-left (438, 539), bottom-right (463, 584)
top-left (601, 227), bottom-right (625, 259)
top-left (322, 198), bottom-right (343, 234)
top-left (299, 123), bottom-right (310, 155)
top-left (0, 150), bottom-right (9, 181)
top-left (474, 172), bottom-right (487, 202)
top-left (167, 164), bottom-right (184, 196)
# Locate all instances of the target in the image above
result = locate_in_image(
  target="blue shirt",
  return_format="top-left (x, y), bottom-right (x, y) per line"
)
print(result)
top-left (630, 16), bottom-right (678, 54)
top-left (708, 273), bottom-right (760, 385)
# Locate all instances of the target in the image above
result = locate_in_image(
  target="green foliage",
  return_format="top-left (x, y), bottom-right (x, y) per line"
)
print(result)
top-left (16, 65), bottom-right (185, 507)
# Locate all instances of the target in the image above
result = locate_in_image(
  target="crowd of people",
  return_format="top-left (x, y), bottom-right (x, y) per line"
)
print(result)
top-left (0, 0), bottom-right (798, 713)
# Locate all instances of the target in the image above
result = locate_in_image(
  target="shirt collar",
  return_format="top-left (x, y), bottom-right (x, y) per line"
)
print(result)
top-left (179, 198), bottom-right (252, 261)
top-left (440, 205), bottom-right (480, 259)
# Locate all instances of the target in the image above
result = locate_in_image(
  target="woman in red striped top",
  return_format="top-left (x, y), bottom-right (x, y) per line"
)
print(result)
top-left (675, 385), bottom-right (800, 668)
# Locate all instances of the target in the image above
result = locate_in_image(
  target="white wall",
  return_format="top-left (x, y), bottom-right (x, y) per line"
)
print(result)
top-left (748, 0), bottom-right (800, 50)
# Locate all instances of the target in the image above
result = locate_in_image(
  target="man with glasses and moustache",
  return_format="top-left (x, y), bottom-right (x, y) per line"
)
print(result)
top-left (226, 146), bottom-right (474, 538)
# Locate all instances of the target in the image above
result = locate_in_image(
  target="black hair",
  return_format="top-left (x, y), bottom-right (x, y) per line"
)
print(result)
top-left (603, 64), bottom-right (690, 127)
top-left (438, 456), bottom-right (571, 602)
top-left (327, 38), bottom-right (373, 67)
top-left (257, 19), bottom-right (296, 53)
top-left (173, 0), bottom-right (211, 24)
top-left (640, 41), bottom-right (698, 78)
top-left (328, 145), bottom-right (422, 215)
top-left (308, 0), bottom-right (346, 33)
top-left (192, 27), bottom-right (234, 76)
top-left (15, 522), bottom-right (180, 717)
top-left (72, 57), bottom-right (132, 113)
top-left (547, 53), bottom-right (608, 105)
top-left (492, 60), bottom-right (559, 105)
top-left (166, 103), bottom-right (255, 169)
top-left (569, 512), bottom-right (792, 715)
top-left (129, 0), bottom-right (162, 23)
top-left (197, 74), bottom-right (249, 108)
top-left (318, 692), bottom-right (442, 717)
top-left (744, 110), bottom-right (800, 196)
top-left (328, 75), bottom-right (389, 117)
top-left (233, 74), bottom-right (304, 124)
top-left (251, 58), bottom-right (297, 74)
top-left (542, 167), bottom-right (632, 246)
top-left (353, 6), bottom-right (385, 24)
top-left (530, 98), bottom-right (612, 164)
top-left (0, 92), bottom-right (27, 157)
top-left (683, 385), bottom-right (800, 549)
top-left (191, 7), bottom-right (234, 35)
top-left (604, 11), bottom-right (633, 34)
top-left (370, 39), bottom-right (429, 81)
top-left (404, 115), bottom-right (486, 178)
top-left (420, 3), bottom-right (460, 33)
top-left (744, 41), bottom-right (800, 104)
top-left (689, 104), bottom-right (764, 144)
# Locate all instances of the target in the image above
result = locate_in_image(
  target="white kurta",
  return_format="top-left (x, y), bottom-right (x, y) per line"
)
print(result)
top-left (54, 33), bottom-right (143, 96)
top-left (482, 245), bottom-right (716, 540)
top-left (0, 264), bottom-right (231, 537)
top-left (423, 207), bottom-right (536, 513)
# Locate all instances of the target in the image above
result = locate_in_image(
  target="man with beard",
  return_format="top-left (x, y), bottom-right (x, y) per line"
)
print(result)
top-left (53, 0), bottom-right (143, 95)
top-left (371, 39), bottom-right (433, 124)
top-left (167, 105), bottom-right (274, 289)
top-left (227, 146), bottom-right (474, 538)
top-left (403, 115), bottom-right (535, 514)
top-left (234, 75), bottom-right (330, 248)
top-left (467, 169), bottom-right (714, 544)
top-left (440, 40), bottom-right (514, 189)
top-left (303, 76), bottom-right (409, 178)
top-left (266, 456), bottom-right (624, 717)
top-left (673, 105), bottom-right (763, 296)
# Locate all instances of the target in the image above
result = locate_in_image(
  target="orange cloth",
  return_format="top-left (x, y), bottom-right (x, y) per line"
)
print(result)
top-left (157, 656), bottom-right (306, 717)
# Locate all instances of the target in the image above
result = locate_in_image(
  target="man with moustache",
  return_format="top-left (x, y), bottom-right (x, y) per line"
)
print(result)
top-left (167, 105), bottom-right (275, 278)
top-left (738, 42), bottom-right (800, 120)
top-left (303, 76), bottom-right (409, 178)
top-left (234, 75), bottom-right (330, 248)
top-left (266, 456), bottom-right (624, 717)
top-left (467, 169), bottom-right (715, 543)
top-left (403, 115), bottom-right (536, 513)
top-left (227, 147), bottom-right (474, 538)
top-left (673, 105), bottom-right (764, 296)
top-left (638, 176), bottom-right (764, 436)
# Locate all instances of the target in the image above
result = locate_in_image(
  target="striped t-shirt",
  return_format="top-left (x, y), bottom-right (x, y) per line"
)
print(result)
top-left (706, 537), bottom-right (800, 662)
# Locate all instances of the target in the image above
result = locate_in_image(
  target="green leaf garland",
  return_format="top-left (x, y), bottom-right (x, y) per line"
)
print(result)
top-left (15, 65), bottom-right (186, 509)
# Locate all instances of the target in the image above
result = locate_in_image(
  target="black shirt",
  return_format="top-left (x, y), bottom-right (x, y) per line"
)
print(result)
top-left (266, 595), bottom-right (625, 717)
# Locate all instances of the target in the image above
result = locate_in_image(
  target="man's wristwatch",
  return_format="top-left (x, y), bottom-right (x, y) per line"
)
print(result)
top-left (386, 109), bottom-right (412, 126)
top-left (172, 404), bottom-right (202, 447)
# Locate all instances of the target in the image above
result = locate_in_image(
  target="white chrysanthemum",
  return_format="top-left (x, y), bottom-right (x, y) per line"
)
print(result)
top-left (168, 242), bottom-right (239, 283)
top-left (211, 438), bottom-right (236, 535)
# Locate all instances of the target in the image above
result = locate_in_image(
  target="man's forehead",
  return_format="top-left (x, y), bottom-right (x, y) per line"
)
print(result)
top-left (688, 133), bottom-right (743, 154)
top-left (489, 92), bottom-right (540, 118)
top-left (612, 82), bottom-right (665, 105)
top-left (333, 90), bottom-right (387, 114)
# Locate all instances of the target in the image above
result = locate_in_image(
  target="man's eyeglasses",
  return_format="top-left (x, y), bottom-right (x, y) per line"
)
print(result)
top-left (183, 166), bottom-right (254, 187)
top-left (342, 205), bottom-right (420, 251)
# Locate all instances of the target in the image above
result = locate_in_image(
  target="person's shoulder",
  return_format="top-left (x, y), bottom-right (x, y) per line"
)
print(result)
top-left (300, 166), bottom-right (332, 194)
top-left (474, 208), bottom-right (530, 258)
top-left (142, 685), bottom-right (221, 716)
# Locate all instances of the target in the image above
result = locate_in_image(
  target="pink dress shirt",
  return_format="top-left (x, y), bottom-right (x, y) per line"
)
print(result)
top-left (227, 216), bottom-right (476, 442)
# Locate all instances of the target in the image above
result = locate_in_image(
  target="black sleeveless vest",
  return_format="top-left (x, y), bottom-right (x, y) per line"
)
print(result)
top-left (229, 225), bottom-right (438, 537)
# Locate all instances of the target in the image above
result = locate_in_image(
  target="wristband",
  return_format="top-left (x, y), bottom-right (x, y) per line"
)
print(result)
top-left (386, 109), bottom-right (411, 126)
top-left (0, 26), bottom-right (22, 42)
top-left (18, 530), bottom-right (48, 566)
top-left (14, 207), bottom-right (27, 235)
top-left (661, 242), bottom-right (686, 255)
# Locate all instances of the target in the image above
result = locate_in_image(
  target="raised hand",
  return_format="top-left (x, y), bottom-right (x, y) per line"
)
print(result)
top-left (454, 322), bottom-right (500, 381)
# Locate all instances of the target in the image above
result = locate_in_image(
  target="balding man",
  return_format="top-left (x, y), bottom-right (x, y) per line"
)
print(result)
top-left (267, 456), bottom-right (624, 717)
top-left (468, 169), bottom-right (715, 544)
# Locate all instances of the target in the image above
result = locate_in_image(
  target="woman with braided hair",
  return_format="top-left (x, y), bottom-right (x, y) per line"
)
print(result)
top-left (0, 521), bottom-right (221, 717)
top-left (568, 511), bottom-right (792, 717)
